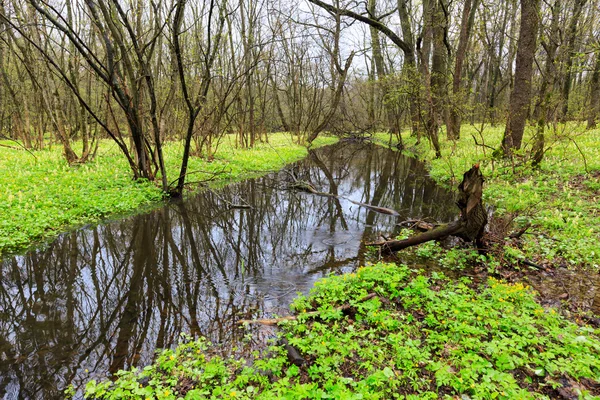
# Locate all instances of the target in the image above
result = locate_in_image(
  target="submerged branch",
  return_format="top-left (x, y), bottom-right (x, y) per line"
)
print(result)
top-left (238, 293), bottom-right (377, 326)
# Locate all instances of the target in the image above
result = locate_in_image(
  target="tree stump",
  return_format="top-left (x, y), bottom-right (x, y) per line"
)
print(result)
top-left (375, 164), bottom-right (487, 253)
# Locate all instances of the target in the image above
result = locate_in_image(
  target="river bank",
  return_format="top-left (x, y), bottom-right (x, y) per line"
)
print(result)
top-left (84, 262), bottom-right (600, 399)
top-left (80, 127), bottom-right (600, 399)
top-left (374, 123), bottom-right (600, 272)
top-left (0, 134), bottom-right (337, 257)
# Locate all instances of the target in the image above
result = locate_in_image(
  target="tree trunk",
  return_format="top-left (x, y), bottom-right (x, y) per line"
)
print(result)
top-left (587, 47), bottom-right (600, 129)
top-left (560, 0), bottom-right (587, 121)
top-left (447, 0), bottom-right (479, 140)
top-left (502, 0), bottom-right (540, 156)
top-left (375, 165), bottom-right (487, 253)
top-left (431, 0), bottom-right (449, 140)
top-left (417, 0), bottom-right (442, 157)
top-left (369, 0), bottom-right (399, 138)
top-left (532, 0), bottom-right (560, 167)
top-left (398, 0), bottom-right (419, 136)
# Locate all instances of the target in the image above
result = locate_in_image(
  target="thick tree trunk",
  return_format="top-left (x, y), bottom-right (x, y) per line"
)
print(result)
top-left (375, 165), bottom-right (487, 253)
top-left (431, 0), bottom-right (449, 139)
top-left (447, 0), bottom-right (479, 140)
top-left (502, 0), bottom-right (540, 156)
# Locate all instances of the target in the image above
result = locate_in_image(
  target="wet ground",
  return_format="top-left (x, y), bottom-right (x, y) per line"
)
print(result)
top-left (0, 143), bottom-right (459, 399)
top-left (3, 142), bottom-right (598, 399)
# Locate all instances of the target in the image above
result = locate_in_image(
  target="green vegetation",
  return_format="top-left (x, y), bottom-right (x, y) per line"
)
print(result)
top-left (0, 134), bottom-right (337, 256)
top-left (84, 262), bottom-right (600, 399)
top-left (375, 124), bottom-right (600, 271)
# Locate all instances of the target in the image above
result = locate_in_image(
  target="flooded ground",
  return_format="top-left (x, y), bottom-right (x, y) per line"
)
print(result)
top-left (0, 143), bottom-right (458, 399)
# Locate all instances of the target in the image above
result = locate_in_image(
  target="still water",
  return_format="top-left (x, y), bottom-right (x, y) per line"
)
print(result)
top-left (0, 143), bottom-right (457, 399)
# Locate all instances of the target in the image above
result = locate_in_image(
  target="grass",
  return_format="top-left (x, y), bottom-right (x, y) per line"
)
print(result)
top-left (9, 123), bottom-right (600, 398)
top-left (0, 133), bottom-right (337, 257)
top-left (78, 124), bottom-right (600, 399)
top-left (374, 123), bottom-right (600, 271)
top-left (82, 263), bottom-right (600, 399)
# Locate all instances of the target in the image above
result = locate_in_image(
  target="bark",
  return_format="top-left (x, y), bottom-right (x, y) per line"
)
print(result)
top-left (587, 47), bottom-right (600, 129)
top-left (502, 0), bottom-right (541, 156)
top-left (430, 0), bottom-right (449, 141)
top-left (373, 165), bottom-right (487, 253)
top-left (398, 0), bottom-right (419, 135)
top-left (532, 0), bottom-right (560, 167)
top-left (415, 0), bottom-right (441, 157)
top-left (447, 0), bottom-right (479, 140)
top-left (486, 1), bottom-right (512, 125)
top-left (369, 0), bottom-right (399, 137)
top-left (560, 0), bottom-right (587, 121)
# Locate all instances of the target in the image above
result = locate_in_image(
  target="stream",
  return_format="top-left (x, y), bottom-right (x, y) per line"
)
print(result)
top-left (4, 142), bottom-right (597, 399)
top-left (0, 143), bottom-right (458, 399)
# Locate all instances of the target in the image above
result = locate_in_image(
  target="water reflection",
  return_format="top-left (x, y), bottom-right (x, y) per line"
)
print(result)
top-left (0, 143), bottom-right (456, 399)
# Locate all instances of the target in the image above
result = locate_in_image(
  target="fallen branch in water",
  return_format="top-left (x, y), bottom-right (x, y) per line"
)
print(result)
top-left (396, 218), bottom-right (438, 231)
top-left (238, 293), bottom-right (377, 326)
top-left (289, 180), bottom-right (400, 216)
top-left (369, 165), bottom-right (488, 253)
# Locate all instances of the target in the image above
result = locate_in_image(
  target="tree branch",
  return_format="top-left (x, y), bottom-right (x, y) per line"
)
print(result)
top-left (307, 0), bottom-right (412, 55)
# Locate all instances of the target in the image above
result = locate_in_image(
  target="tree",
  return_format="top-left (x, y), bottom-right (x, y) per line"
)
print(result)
top-left (502, 0), bottom-right (541, 156)
top-left (307, 0), bottom-right (440, 155)
top-left (560, 0), bottom-right (588, 121)
top-left (172, 0), bottom-right (226, 196)
top-left (587, 42), bottom-right (600, 129)
top-left (447, 0), bottom-right (480, 140)
top-left (532, 0), bottom-right (561, 166)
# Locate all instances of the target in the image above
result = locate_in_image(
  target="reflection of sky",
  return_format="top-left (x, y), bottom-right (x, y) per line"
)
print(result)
top-left (0, 143), bottom-right (456, 399)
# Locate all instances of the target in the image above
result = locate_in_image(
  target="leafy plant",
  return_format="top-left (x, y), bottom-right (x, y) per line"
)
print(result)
top-left (84, 263), bottom-right (600, 399)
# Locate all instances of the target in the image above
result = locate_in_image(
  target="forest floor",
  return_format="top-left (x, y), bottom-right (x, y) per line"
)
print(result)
top-left (0, 134), bottom-right (337, 257)
top-left (377, 123), bottom-right (600, 273)
top-left (83, 124), bottom-right (600, 400)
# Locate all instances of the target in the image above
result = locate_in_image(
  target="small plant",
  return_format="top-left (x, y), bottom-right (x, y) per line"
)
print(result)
top-left (85, 263), bottom-right (600, 399)
top-left (0, 134), bottom-right (338, 256)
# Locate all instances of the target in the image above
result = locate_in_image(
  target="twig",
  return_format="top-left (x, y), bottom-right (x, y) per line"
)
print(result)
top-left (567, 136), bottom-right (589, 174)
top-left (508, 222), bottom-right (531, 239)
top-left (521, 259), bottom-right (543, 270)
top-left (0, 136), bottom-right (38, 160)
top-left (167, 166), bottom-right (229, 189)
top-left (209, 188), bottom-right (253, 210)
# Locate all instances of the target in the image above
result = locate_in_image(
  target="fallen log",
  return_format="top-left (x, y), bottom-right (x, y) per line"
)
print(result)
top-left (372, 165), bottom-right (488, 253)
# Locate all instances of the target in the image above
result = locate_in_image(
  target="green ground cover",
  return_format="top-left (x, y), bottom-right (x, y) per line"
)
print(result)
top-left (374, 123), bottom-right (600, 271)
top-left (84, 263), bottom-right (600, 399)
top-left (0, 134), bottom-right (337, 257)
top-left (79, 124), bottom-right (600, 399)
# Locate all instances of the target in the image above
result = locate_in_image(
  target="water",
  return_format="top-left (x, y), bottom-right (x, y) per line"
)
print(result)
top-left (0, 143), bottom-right (457, 399)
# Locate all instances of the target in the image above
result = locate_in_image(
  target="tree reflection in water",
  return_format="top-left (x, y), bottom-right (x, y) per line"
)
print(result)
top-left (0, 143), bottom-right (456, 399)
